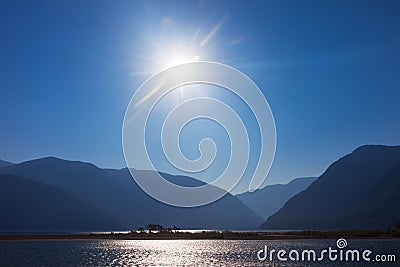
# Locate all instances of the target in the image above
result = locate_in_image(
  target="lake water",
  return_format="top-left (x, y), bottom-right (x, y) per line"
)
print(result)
top-left (0, 239), bottom-right (398, 266)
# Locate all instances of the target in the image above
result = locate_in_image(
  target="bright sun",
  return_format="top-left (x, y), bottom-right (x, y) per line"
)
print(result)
top-left (165, 53), bottom-right (199, 69)
top-left (134, 16), bottom-right (227, 75)
top-left (157, 45), bottom-right (201, 70)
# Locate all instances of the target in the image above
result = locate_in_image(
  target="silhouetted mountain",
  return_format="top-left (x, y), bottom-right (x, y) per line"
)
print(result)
top-left (0, 157), bottom-right (263, 230)
top-left (261, 145), bottom-right (400, 230)
top-left (0, 159), bottom-right (13, 168)
top-left (0, 174), bottom-right (120, 231)
top-left (236, 177), bottom-right (316, 219)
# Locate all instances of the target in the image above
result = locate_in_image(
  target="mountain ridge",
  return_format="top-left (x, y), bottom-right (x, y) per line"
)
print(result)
top-left (0, 159), bottom-right (13, 168)
top-left (261, 145), bottom-right (400, 230)
top-left (236, 177), bottom-right (316, 219)
top-left (0, 157), bottom-right (263, 230)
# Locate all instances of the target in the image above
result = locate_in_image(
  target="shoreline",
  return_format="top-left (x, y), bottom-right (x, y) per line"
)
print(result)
top-left (1, 230), bottom-right (399, 241)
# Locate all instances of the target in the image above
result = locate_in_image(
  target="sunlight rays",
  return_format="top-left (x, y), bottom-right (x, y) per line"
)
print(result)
top-left (130, 15), bottom-right (230, 76)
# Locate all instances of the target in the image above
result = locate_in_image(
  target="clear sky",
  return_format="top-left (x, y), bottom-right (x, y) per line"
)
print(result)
top-left (1, 0), bottom-right (399, 191)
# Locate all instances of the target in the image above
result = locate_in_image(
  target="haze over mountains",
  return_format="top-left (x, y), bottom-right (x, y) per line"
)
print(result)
top-left (261, 145), bottom-right (400, 230)
top-left (237, 177), bottom-right (316, 219)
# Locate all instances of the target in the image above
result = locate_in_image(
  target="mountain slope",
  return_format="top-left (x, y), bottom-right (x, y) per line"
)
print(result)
top-left (0, 174), bottom-right (120, 231)
top-left (0, 159), bottom-right (13, 168)
top-left (261, 145), bottom-right (400, 230)
top-left (236, 177), bottom-right (316, 219)
top-left (0, 157), bottom-right (263, 230)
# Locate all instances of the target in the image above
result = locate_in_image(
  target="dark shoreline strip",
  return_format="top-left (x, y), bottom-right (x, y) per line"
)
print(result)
top-left (0, 230), bottom-right (399, 241)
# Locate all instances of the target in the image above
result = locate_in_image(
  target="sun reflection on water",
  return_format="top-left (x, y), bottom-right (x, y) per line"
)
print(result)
top-left (0, 239), bottom-right (398, 266)
top-left (84, 240), bottom-right (259, 266)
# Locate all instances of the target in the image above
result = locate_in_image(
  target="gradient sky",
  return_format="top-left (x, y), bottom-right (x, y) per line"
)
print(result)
top-left (1, 0), bottom-right (399, 191)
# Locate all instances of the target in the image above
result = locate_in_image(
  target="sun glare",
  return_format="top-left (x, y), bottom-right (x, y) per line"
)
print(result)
top-left (157, 46), bottom-right (201, 70)
top-left (164, 53), bottom-right (199, 69)
top-left (132, 16), bottom-right (228, 75)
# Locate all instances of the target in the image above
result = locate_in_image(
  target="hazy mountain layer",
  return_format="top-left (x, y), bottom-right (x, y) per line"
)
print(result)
top-left (0, 158), bottom-right (263, 230)
top-left (236, 177), bottom-right (316, 219)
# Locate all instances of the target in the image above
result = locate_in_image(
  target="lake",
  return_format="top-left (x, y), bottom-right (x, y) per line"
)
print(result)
top-left (0, 239), bottom-right (398, 266)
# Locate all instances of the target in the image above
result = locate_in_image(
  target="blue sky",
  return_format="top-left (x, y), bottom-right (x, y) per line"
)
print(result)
top-left (1, 0), bottom-right (399, 191)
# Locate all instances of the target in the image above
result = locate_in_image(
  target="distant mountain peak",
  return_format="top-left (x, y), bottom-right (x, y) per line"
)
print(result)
top-left (236, 177), bottom-right (317, 220)
top-left (13, 156), bottom-right (102, 171)
top-left (352, 144), bottom-right (399, 154)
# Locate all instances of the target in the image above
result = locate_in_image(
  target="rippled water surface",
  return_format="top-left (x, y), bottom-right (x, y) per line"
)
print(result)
top-left (0, 239), bottom-right (398, 266)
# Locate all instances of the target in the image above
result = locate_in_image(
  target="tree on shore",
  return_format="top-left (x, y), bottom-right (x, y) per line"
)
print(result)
top-left (147, 224), bottom-right (164, 232)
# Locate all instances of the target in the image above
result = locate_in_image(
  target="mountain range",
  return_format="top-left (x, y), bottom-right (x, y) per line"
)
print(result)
top-left (0, 157), bottom-right (263, 231)
top-left (0, 144), bottom-right (398, 232)
top-left (261, 145), bottom-right (400, 230)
